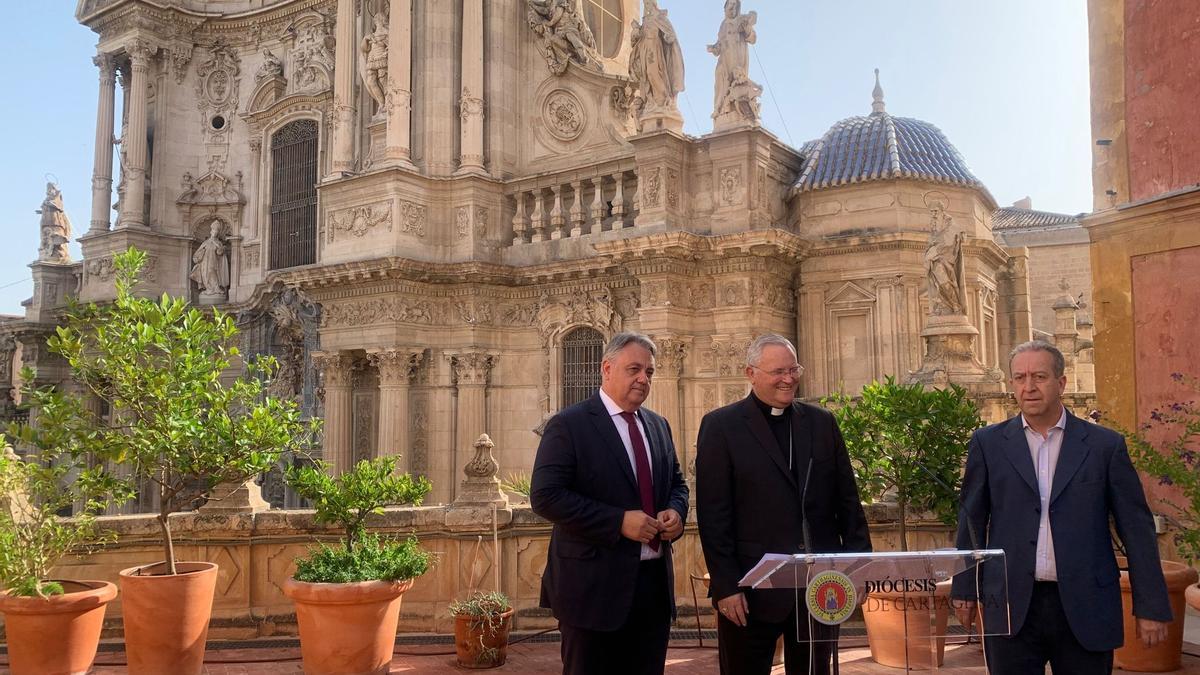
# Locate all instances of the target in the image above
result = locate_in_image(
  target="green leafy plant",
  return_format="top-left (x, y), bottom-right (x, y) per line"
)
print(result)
top-left (0, 437), bottom-right (133, 597)
top-left (10, 247), bottom-right (318, 575)
top-left (501, 472), bottom-right (531, 497)
top-left (824, 377), bottom-right (983, 550)
top-left (1122, 372), bottom-right (1200, 561)
top-left (287, 456), bottom-right (432, 583)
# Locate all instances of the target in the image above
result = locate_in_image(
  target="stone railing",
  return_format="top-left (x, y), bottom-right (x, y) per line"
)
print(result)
top-left (16, 499), bottom-right (951, 641)
top-left (505, 157), bottom-right (639, 246)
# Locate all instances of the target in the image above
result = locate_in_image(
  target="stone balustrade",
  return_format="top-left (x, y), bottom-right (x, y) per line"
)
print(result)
top-left (14, 501), bottom-right (952, 641)
top-left (506, 159), bottom-right (640, 246)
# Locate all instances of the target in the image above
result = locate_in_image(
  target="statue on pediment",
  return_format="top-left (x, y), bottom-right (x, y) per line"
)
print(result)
top-left (190, 220), bottom-right (229, 302)
top-left (709, 0), bottom-right (762, 129)
top-left (358, 9), bottom-right (389, 112)
top-left (527, 0), bottom-right (600, 75)
top-left (36, 182), bottom-right (72, 263)
top-left (924, 201), bottom-right (966, 316)
top-left (630, 0), bottom-right (685, 129)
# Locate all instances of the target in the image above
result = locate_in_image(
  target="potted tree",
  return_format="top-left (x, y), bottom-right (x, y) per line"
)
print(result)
top-left (825, 377), bottom-right (982, 669)
top-left (448, 590), bottom-right (514, 669)
top-left (283, 456), bottom-right (432, 675)
top-left (1116, 372), bottom-right (1200, 672)
top-left (29, 247), bottom-right (316, 674)
top-left (0, 435), bottom-right (132, 675)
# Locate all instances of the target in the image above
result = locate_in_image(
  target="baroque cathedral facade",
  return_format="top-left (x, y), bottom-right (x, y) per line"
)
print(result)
top-left (1, 0), bottom-right (1094, 506)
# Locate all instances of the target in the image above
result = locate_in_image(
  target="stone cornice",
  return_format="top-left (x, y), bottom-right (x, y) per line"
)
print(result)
top-left (80, 0), bottom-right (333, 41)
top-left (1082, 186), bottom-right (1200, 238)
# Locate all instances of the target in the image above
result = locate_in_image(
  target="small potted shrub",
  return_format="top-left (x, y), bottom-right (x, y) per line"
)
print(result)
top-left (0, 435), bottom-right (132, 674)
top-left (825, 377), bottom-right (982, 669)
top-left (25, 247), bottom-right (317, 674)
top-left (449, 590), bottom-right (514, 669)
top-left (1116, 372), bottom-right (1200, 672)
top-left (283, 456), bottom-right (432, 675)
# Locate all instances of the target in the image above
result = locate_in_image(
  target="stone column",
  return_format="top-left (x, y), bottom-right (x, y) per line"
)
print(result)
top-left (385, 0), bottom-right (416, 169)
top-left (651, 336), bottom-right (690, 460)
top-left (447, 351), bottom-right (496, 499)
top-left (1053, 295), bottom-right (1080, 393)
top-left (367, 347), bottom-right (422, 471)
top-left (455, 0), bottom-right (486, 175)
top-left (246, 138), bottom-right (263, 240)
top-left (314, 351), bottom-right (355, 474)
top-left (797, 285), bottom-right (828, 398)
top-left (330, 0), bottom-right (357, 174)
top-left (118, 41), bottom-right (153, 229)
top-left (90, 54), bottom-right (117, 233)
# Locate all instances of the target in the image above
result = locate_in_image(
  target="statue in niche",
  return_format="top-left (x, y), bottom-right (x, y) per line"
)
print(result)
top-left (36, 182), bottom-right (72, 263)
top-left (256, 48), bottom-right (283, 81)
top-left (630, 0), bottom-right (685, 115)
top-left (924, 201), bottom-right (967, 316)
top-left (708, 0), bottom-right (762, 127)
top-left (190, 220), bottom-right (230, 301)
top-left (358, 9), bottom-right (389, 113)
top-left (527, 0), bottom-right (600, 75)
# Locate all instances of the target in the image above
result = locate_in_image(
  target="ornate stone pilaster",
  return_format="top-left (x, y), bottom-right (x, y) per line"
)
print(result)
top-left (330, 0), bottom-right (357, 174)
top-left (90, 54), bottom-right (117, 233)
top-left (455, 0), bottom-right (485, 175)
top-left (367, 347), bottom-right (422, 472)
top-left (313, 351), bottom-right (355, 474)
top-left (649, 335), bottom-right (690, 461)
top-left (384, 0), bottom-right (416, 169)
top-left (119, 41), bottom-right (154, 229)
top-left (447, 351), bottom-right (496, 500)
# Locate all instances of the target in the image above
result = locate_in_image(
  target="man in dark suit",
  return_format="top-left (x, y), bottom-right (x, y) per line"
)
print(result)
top-left (953, 340), bottom-right (1171, 673)
top-left (697, 334), bottom-right (871, 675)
top-left (531, 332), bottom-right (690, 675)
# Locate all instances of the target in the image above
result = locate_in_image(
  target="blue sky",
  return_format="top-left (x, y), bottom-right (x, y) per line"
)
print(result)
top-left (0, 1), bottom-right (1091, 315)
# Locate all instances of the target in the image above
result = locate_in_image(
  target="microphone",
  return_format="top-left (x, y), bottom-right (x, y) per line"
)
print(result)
top-left (800, 455), bottom-right (814, 553)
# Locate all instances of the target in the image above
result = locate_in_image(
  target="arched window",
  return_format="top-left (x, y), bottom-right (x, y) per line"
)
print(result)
top-left (268, 119), bottom-right (319, 270)
top-left (561, 327), bottom-right (605, 408)
top-left (582, 0), bottom-right (623, 58)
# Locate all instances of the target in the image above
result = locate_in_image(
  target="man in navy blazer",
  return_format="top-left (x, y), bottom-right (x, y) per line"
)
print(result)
top-left (953, 340), bottom-right (1171, 673)
top-left (532, 332), bottom-right (690, 675)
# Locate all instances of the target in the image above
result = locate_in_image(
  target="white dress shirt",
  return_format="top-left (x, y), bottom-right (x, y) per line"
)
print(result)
top-left (1022, 406), bottom-right (1067, 581)
top-left (598, 389), bottom-right (661, 560)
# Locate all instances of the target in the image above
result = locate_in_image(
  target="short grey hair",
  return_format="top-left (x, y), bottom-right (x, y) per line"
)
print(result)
top-left (1008, 340), bottom-right (1065, 378)
top-left (602, 332), bottom-right (657, 362)
top-left (746, 333), bottom-right (797, 367)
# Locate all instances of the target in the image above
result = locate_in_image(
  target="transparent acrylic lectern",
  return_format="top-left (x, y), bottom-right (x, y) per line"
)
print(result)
top-left (739, 549), bottom-right (1009, 672)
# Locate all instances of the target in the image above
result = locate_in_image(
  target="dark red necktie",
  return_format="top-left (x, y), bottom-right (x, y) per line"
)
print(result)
top-left (619, 411), bottom-right (659, 551)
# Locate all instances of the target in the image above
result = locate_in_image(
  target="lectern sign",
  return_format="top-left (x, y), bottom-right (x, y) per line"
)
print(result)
top-left (805, 570), bottom-right (856, 625)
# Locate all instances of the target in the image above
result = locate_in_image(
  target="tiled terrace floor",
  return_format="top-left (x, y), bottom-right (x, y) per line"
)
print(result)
top-left (8, 637), bottom-right (1200, 674)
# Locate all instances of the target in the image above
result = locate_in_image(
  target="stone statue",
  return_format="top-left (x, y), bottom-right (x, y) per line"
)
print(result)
top-left (190, 220), bottom-right (229, 300)
top-left (708, 0), bottom-right (762, 128)
top-left (924, 202), bottom-right (966, 316)
top-left (630, 0), bottom-right (685, 116)
top-left (358, 9), bottom-right (389, 113)
top-left (527, 0), bottom-right (600, 75)
top-left (256, 49), bottom-right (283, 81)
top-left (36, 182), bottom-right (72, 263)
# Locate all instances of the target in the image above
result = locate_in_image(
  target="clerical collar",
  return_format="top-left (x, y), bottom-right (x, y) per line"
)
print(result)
top-left (750, 392), bottom-right (791, 419)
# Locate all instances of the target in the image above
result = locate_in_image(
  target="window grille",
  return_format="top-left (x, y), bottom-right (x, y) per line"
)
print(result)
top-left (561, 327), bottom-right (605, 408)
top-left (268, 119), bottom-right (319, 270)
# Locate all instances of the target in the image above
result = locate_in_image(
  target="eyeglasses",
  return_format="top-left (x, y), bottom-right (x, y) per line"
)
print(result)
top-left (750, 365), bottom-right (804, 378)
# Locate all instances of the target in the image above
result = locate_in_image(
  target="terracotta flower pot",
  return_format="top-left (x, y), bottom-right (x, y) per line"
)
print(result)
top-left (862, 582), bottom-right (950, 670)
top-left (1185, 582), bottom-right (1200, 613)
top-left (119, 561), bottom-right (219, 675)
top-left (453, 608), bottom-right (515, 669)
top-left (1115, 557), bottom-right (1199, 672)
top-left (282, 576), bottom-right (414, 675)
top-left (0, 579), bottom-right (117, 675)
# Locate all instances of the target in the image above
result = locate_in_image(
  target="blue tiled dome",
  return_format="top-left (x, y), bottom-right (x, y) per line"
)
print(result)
top-left (792, 72), bottom-right (985, 194)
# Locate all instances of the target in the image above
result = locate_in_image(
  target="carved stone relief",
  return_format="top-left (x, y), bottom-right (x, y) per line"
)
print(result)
top-left (287, 12), bottom-right (335, 95)
top-left (410, 393), bottom-right (429, 476)
top-left (86, 254), bottom-right (158, 284)
top-left (542, 90), bottom-right (586, 142)
top-left (526, 0), bottom-right (600, 75)
top-left (643, 168), bottom-right (662, 208)
top-left (328, 201), bottom-right (392, 242)
top-left (719, 166), bottom-right (742, 205)
top-left (194, 39), bottom-right (241, 142)
top-left (398, 200), bottom-right (427, 238)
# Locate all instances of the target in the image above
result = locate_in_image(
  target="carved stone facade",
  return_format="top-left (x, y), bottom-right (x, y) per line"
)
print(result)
top-left (6, 2), bottom-right (1090, 513)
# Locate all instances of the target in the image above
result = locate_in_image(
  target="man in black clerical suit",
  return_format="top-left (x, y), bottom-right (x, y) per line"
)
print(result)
top-left (697, 333), bottom-right (871, 675)
top-left (532, 332), bottom-right (690, 675)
